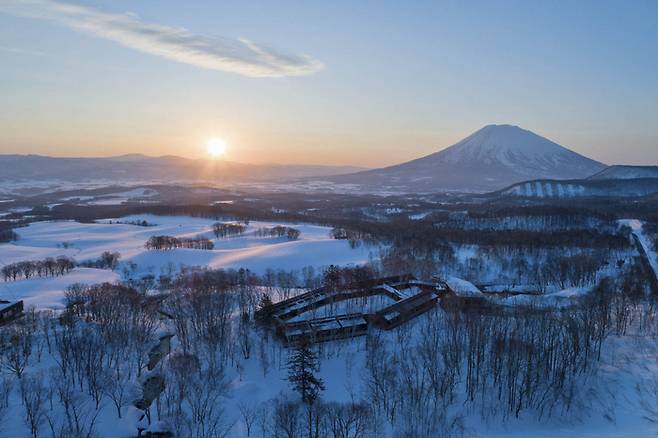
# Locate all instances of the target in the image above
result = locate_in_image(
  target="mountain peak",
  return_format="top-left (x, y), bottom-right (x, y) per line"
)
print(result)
top-left (429, 125), bottom-right (603, 173)
top-left (325, 125), bottom-right (607, 193)
top-left (480, 123), bottom-right (521, 130)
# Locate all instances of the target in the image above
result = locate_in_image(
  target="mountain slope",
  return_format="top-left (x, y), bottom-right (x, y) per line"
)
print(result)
top-left (0, 154), bottom-right (366, 183)
top-left (587, 165), bottom-right (658, 180)
top-left (324, 125), bottom-right (606, 193)
top-left (493, 177), bottom-right (658, 199)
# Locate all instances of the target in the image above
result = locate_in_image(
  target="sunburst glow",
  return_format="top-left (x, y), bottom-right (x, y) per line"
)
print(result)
top-left (207, 138), bottom-right (227, 158)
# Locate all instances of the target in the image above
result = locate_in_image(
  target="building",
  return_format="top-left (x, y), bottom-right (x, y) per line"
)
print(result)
top-left (0, 300), bottom-right (24, 326)
top-left (258, 276), bottom-right (446, 344)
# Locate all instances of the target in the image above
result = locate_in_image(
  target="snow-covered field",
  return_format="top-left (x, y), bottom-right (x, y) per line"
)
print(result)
top-left (0, 215), bottom-right (376, 309)
top-left (0, 268), bottom-right (120, 309)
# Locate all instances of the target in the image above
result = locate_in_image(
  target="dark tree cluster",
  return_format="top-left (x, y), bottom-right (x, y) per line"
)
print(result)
top-left (434, 212), bottom-right (618, 233)
top-left (322, 264), bottom-right (376, 291)
top-left (330, 227), bottom-right (372, 240)
top-left (212, 222), bottom-right (247, 238)
top-left (256, 225), bottom-right (301, 240)
top-left (104, 219), bottom-right (155, 227)
top-left (145, 235), bottom-right (214, 251)
top-left (79, 251), bottom-right (121, 270)
top-left (393, 225), bottom-right (629, 250)
top-left (330, 227), bottom-right (375, 248)
top-left (162, 265), bottom-right (326, 302)
top-left (1, 256), bottom-right (75, 282)
top-left (542, 254), bottom-right (605, 289)
top-left (0, 219), bottom-right (26, 243)
top-left (0, 228), bottom-right (18, 243)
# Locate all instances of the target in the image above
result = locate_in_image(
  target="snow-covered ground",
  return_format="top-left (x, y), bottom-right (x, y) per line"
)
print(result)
top-left (0, 215), bottom-right (376, 309)
top-left (223, 310), bottom-right (658, 438)
top-left (2, 217), bottom-right (658, 437)
top-left (494, 286), bottom-right (591, 308)
top-left (0, 268), bottom-right (120, 309)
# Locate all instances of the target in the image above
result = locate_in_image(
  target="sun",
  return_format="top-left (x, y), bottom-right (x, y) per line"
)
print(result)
top-left (207, 138), bottom-right (227, 158)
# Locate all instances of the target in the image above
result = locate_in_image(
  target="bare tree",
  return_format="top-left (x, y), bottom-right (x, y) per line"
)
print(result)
top-left (325, 402), bottom-right (374, 438)
top-left (183, 369), bottom-right (234, 438)
top-left (20, 372), bottom-right (47, 438)
top-left (46, 369), bottom-right (101, 438)
top-left (0, 322), bottom-right (33, 378)
top-left (238, 400), bottom-right (259, 436)
top-left (272, 396), bottom-right (303, 438)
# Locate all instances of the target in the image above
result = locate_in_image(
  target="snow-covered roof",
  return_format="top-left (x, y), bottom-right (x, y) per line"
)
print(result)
top-left (0, 301), bottom-right (13, 311)
top-left (445, 277), bottom-right (484, 298)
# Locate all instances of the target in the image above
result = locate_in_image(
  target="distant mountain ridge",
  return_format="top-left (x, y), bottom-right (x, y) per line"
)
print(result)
top-left (491, 164), bottom-right (658, 199)
top-left (0, 154), bottom-right (367, 183)
top-left (587, 165), bottom-right (658, 180)
top-left (322, 125), bottom-right (607, 193)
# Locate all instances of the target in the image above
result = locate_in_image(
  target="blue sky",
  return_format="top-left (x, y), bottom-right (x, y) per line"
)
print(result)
top-left (1, 0), bottom-right (656, 166)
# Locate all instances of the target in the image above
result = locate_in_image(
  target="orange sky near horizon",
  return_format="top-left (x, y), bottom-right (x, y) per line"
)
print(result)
top-left (1, 1), bottom-right (657, 167)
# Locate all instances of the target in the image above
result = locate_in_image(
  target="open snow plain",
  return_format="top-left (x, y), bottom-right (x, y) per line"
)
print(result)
top-left (0, 215), bottom-right (376, 309)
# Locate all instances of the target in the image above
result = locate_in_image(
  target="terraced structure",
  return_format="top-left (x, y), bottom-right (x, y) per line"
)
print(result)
top-left (257, 275), bottom-right (446, 344)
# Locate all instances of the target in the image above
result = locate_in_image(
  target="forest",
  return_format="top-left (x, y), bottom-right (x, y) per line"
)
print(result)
top-left (1, 194), bottom-right (658, 436)
top-left (0, 258), bottom-right (655, 437)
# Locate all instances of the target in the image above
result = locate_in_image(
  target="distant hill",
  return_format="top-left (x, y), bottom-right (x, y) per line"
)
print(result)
top-left (494, 177), bottom-right (658, 199)
top-left (0, 154), bottom-right (366, 183)
top-left (320, 125), bottom-right (606, 193)
top-left (587, 165), bottom-right (658, 180)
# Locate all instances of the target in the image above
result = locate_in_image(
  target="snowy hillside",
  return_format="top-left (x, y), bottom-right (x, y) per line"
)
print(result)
top-left (588, 165), bottom-right (658, 180)
top-left (323, 124), bottom-right (606, 192)
top-left (0, 215), bottom-right (375, 309)
top-left (497, 177), bottom-right (658, 198)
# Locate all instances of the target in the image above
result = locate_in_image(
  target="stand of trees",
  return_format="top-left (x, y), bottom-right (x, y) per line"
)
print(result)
top-left (330, 227), bottom-right (374, 248)
top-left (434, 210), bottom-right (619, 233)
top-left (1, 256), bottom-right (75, 282)
top-left (145, 235), bottom-right (214, 251)
top-left (104, 219), bottom-right (155, 227)
top-left (256, 226), bottom-right (301, 240)
top-left (0, 227), bottom-right (17, 243)
top-left (78, 251), bottom-right (121, 270)
top-left (330, 227), bottom-right (372, 241)
top-left (212, 222), bottom-right (247, 238)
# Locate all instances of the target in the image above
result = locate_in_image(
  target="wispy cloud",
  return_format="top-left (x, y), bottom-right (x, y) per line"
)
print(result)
top-left (0, 46), bottom-right (46, 56)
top-left (0, 0), bottom-right (324, 77)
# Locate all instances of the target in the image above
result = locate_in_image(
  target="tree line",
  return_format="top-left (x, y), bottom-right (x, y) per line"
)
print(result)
top-left (256, 225), bottom-right (301, 240)
top-left (1, 256), bottom-right (75, 282)
top-left (145, 235), bottom-right (214, 251)
top-left (212, 222), bottom-right (247, 238)
top-left (78, 251), bottom-right (121, 270)
top-left (0, 228), bottom-right (17, 243)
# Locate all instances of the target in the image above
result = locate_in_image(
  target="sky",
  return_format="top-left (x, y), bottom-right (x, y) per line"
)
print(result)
top-left (0, 0), bottom-right (657, 167)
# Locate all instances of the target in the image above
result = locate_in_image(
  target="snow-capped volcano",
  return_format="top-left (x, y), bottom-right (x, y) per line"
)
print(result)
top-left (431, 124), bottom-right (603, 178)
top-left (324, 124), bottom-right (606, 192)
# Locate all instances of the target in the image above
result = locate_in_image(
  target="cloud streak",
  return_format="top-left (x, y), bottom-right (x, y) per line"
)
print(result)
top-left (0, 0), bottom-right (324, 77)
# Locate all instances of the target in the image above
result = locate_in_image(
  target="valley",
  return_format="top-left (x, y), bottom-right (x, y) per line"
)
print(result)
top-left (2, 2), bottom-right (657, 436)
top-left (2, 177), bottom-right (658, 436)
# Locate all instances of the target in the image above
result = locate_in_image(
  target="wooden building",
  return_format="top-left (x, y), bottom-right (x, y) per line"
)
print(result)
top-left (259, 275), bottom-right (446, 344)
top-left (0, 300), bottom-right (24, 326)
